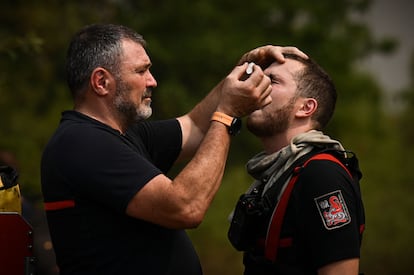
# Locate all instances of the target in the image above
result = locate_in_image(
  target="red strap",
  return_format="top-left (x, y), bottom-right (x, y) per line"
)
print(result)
top-left (264, 173), bottom-right (300, 261)
top-left (264, 153), bottom-right (352, 262)
top-left (360, 224), bottom-right (365, 234)
top-left (303, 153), bottom-right (352, 178)
top-left (44, 200), bottom-right (75, 211)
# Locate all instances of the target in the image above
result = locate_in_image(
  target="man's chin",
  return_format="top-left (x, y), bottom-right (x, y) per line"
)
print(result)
top-left (136, 107), bottom-right (152, 121)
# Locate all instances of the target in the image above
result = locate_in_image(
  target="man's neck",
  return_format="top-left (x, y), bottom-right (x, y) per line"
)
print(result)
top-left (261, 125), bottom-right (314, 154)
top-left (261, 133), bottom-right (290, 154)
top-left (74, 104), bottom-right (126, 134)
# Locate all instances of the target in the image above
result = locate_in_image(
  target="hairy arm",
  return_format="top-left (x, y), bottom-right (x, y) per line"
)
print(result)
top-left (126, 120), bottom-right (231, 229)
top-left (178, 45), bottom-right (308, 160)
top-left (126, 46), bottom-right (308, 229)
top-left (126, 64), bottom-right (266, 228)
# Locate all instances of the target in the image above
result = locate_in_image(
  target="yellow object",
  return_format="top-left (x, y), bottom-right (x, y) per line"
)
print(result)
top-left (0, 167), bottom-right (22, 214)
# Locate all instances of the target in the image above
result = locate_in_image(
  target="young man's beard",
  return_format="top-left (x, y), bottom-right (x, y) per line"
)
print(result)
top-left (114, 78), bottom-right (152, 126)
top-left (246, 99), bottom-right (295, 138)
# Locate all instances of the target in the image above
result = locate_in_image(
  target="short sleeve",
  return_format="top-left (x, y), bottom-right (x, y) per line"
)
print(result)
top-left (58, 127), bottom-right (162, 213)
top-left (126, 119), bottom-right (182, 173)
top-left (292, 159), bottom-right (361, 269)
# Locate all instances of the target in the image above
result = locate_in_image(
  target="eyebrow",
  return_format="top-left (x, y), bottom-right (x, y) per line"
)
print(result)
top-left (123, 60), bottom-right (152, 72)
top-left (121, 57), bottom-right (152, 66)
top-left (268, 73), bottom-right (282, 82)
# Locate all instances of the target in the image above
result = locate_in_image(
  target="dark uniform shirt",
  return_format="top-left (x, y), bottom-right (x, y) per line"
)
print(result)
top-left (41, 111), bottom-right (202, 275)
top-left (244, 158), bottom-right (364, 275)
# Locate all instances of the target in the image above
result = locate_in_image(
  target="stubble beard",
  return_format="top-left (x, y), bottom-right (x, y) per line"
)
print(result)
top-left (114, 78), bottom-right (152, 126)
top-left (246, 99), bottom-right (295, 138)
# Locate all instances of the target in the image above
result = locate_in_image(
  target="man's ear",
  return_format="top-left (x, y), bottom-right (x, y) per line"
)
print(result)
top-left (90, 67), bottom-right (113, 96)
top-left (296, 98), bottom-right (317, 118)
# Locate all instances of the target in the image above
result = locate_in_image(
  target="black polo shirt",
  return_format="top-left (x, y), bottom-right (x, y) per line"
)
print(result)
top-left (41, 111), bottom-right (202, 275)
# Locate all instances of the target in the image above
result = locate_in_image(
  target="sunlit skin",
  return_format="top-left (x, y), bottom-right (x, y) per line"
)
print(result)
top-left (76, 39), bottom-right (158, 134)
top-left (249, 59), bottom-right (302, 123)
top-left (247, 59), bottom-right (307, 153)
top-left (55, 34), bottom-right (313, 274)
top-left (246, 59), bottom-right (360, 275)
top-left (114, 39), bottom-right (158, 125)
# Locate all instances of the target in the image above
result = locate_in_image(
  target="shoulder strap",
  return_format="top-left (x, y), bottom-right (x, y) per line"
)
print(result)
top-left (261, 149), bottom-right (322, 211)
top-left (264, 152), bottom-right (353, 262)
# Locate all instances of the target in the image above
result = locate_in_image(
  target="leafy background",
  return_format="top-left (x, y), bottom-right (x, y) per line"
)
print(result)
top-left (1, 0), bottom-right (413, 274)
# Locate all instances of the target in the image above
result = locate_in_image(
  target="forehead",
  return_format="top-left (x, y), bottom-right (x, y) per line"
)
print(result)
top-left (264, 59), bottom-right (304, 79)
top-left (120, 39), bottom-right (151, 66)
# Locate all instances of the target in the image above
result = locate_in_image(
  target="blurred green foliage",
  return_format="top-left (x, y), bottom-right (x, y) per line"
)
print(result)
top-left (1, 0), bottom-right (413, 274)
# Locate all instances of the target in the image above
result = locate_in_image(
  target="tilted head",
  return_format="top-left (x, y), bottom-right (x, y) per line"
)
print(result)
top-left (247, 54), bottom-right (337, 138)
top-left (286, 54), bottom-right (337, 130)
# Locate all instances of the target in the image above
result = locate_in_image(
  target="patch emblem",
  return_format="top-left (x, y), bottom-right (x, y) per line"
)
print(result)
top-left (314, 190), bottom-right (351, 230)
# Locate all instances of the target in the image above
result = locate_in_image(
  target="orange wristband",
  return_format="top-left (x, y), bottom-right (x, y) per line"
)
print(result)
top-left (211, 112), bottom-right (233, 126)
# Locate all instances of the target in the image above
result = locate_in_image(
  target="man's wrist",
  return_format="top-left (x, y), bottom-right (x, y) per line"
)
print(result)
top-left (211, 112), bottom-right (241, 136)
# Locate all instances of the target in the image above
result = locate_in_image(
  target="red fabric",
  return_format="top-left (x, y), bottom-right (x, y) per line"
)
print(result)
top-left (44, 200), bottom-right (75, 211)
top-left (0, 213), bottom-right (33, 275)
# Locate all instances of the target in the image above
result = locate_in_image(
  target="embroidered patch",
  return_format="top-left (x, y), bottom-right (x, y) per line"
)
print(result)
top-left (314, 190), bottom-right (351, 230)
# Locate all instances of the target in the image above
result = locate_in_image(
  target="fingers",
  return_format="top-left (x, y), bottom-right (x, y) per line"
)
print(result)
top-left (238, 45), bottom-right (308, 68)
top-left (240, 63), bottom-right (272, 110)
top-left (236, 62), bottom-right (254, 81)
top-left (235, 62), bottom-right (263, 82)
top-left (219, 64), bottom-right (271, 117)
top-left (277, 46), bottom-right (308, 61)
top-left (263, 94), bottom-right (273, 108)
top-left (256, 74), bottom-right (272, 109)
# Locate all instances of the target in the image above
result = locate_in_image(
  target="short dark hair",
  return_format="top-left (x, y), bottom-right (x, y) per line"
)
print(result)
top-left (65, 24), bottom-right (146, 99)
top-left (284, 54), bottom-right (337, 129)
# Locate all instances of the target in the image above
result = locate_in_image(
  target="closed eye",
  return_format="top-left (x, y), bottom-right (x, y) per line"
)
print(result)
top-left (269, 73), bottom-right (281, 85)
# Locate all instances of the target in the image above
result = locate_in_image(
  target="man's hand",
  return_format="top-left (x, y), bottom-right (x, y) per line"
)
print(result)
top-left (238, 45), bottom-right (308, 68)
top-left (216, 62), bottom-right (272, 117)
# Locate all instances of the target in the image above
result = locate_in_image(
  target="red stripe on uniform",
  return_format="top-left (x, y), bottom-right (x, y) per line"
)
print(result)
top-left (44, 200), bottom-right (75, 211)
